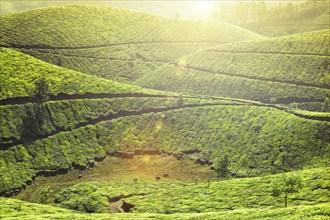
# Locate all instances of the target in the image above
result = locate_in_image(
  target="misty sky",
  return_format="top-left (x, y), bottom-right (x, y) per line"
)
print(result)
top-left (1, 1), bottom-right (303, 19)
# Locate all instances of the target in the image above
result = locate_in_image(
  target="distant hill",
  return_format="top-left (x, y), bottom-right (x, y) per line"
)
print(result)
top-left (0, 5), bottom-right (265, 83)
top-left (243, 3), bottom-right (329, 37)
top-left (136, 30), bottom-right (330, 111)
top-left (211, 0), bottom-right (330, 37)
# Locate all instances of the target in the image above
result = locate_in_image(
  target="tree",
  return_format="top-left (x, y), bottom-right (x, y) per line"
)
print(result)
top-left (30, 77), bottom-right (50, 115)
top-left (175, 11), bottom-right (180, 19)
top-left (32, 77), bottom-right (50, 103)
top-left (194, 176), bottom-right (200, 185)
top-left (321, 97), bottom-right (329, 112)
top-left (271, 173), bottom-right (303, 208)
top-left (177, 96), bottom-right (184, 107)
top-left (39, 186), bottom-right (53, 203)
top-left (213, 154), bottom-right (230, 179)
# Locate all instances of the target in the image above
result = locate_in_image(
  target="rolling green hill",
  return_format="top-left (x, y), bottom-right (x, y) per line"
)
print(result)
top-left (0, 34), bottom-right (329, 199)
top-left (54, 168), bottom-right (330, 213)
top-left (1, 168), bottom-right (329, 219)
top-left (0, 4), bottom-right (329, 219)
top-left (136, 30), bottom-right (330, 111)
top-left (0, 47), bottom-right (167, 100)
top-left (1, 103), bottom-right (329, 195)
top-left (0, 5), bottom-right (265, 83)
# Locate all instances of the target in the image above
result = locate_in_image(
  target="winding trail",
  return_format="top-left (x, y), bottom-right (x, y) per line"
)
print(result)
top-left (2, 41), bottom-right (224, 50)
top-left (0, 93), bottom-right (173, 106)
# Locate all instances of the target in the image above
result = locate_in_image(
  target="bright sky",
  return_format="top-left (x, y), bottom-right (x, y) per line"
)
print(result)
top-left (1, 1), bottom-right (302, 19)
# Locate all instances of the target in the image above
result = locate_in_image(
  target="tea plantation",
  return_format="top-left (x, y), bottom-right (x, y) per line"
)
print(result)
top-left (136, 30), bottom-right (330, 110)
top-left (0, 4), bottom-right (329, 220)
top-left (0, 5), bottom-right (264, 83)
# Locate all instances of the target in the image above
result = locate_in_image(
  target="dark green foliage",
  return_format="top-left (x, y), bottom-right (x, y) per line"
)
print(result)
top-left (321, 97), bottom-right (330, 112)
top-left (213, 154), bottom-right (230, 179)
top-left (32, 77), bottom-right (50, 104)
top-left (271, 174), bottom-right (303, 208)
top-left (0, 97), bottom-right (227, 145)
top-left (39, 186), bottom-right (53, 203)
top-left (55, 182), bottom-right (115, 213)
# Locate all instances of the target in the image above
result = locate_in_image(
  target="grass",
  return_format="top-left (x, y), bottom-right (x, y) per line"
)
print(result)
top-left (1, 168), bottom-right (329, 219)
top-left (13, 155), bottom-right (218, 204)
top-left (52, 168), bottom-right (329, 214)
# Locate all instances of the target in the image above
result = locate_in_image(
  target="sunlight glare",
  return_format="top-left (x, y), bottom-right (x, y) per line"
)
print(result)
top-left (142, 155), bottom-right (151, 164)
top-left (199, 1), bottom-right (211, 12)
top-left (199, 1), bottom-right (211, 13)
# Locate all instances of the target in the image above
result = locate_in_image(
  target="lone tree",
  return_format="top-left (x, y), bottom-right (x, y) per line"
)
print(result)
top-left (213, 154), bottom-right (230, 179)
top-left (39, 186), bottom-right (53, 203)
top-left (33, 77), bottom-right (50, 103)
top-left (321, 97), bottom-right (329, 112)
top-left (30, 77), bottom-right (50, 114)
top-left (271, 173), bottom-right (303, 208)
top-left (175, 11), bottom-right (180, 19)
top-left (177, 95), bottom-right (184, 107)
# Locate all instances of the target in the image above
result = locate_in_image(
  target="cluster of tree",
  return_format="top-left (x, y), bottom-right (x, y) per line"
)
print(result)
top-left (211, 0), bottom-right (328, 26)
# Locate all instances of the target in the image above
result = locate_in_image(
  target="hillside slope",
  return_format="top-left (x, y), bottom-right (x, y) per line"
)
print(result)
top-left (136, 30), bottom-right (330, 111)
top-left (0, 46), bottom-right (329, 196)
top-left (55, 168), bottom-right (330, 213)
top-left (0, 47), bottom-right (167, 100)
top-left (1, 168), bottom-right (329, 218)
top-left (0, 5), bottom-right (265, 83)
top-left (1, 104), bottom-right (329, 195)
top-left (1, 198), bottom-right (328, 219)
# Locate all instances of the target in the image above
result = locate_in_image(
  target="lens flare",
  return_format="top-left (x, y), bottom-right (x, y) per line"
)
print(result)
top-left (199, 1), bottom-right (211, 13)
